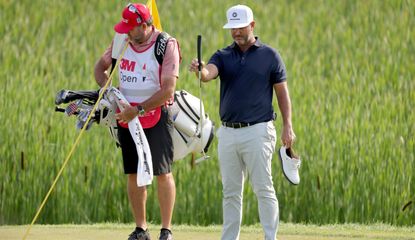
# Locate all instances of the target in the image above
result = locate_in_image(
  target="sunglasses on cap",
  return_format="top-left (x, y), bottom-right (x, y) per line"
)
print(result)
top-left (127, 3), bottom-right (143, 25)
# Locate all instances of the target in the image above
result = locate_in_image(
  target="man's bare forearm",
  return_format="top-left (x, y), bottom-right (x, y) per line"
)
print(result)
top-left (275, 82), bottom-right (292, 127)
top-left (94, 58), bottom-right (111, 87)
top-left (140, 76), bottom-right (177, 111)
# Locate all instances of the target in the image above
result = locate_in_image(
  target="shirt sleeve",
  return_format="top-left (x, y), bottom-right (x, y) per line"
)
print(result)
top-left (270, 50), bottom-right (287, 84)
top-left (161, 38), bottom-right (180, 79)
top-left (208, 50), bottom-right (222, 73)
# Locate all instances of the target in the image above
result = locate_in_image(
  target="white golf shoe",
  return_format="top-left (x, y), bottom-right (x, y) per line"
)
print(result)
top-left (278, 146), bottom-right (301, 185)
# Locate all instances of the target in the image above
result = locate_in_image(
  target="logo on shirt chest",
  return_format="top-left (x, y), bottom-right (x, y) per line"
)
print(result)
top-left (120, 59), bottom-right (149, 82)
top-left (120, 59), bottom-right (136, 72)
top-left (120, 61), bottom-right (150, 83)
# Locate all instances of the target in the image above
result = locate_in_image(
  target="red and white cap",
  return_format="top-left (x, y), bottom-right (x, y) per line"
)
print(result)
top-left (114, 3), bottom-right (152, 34)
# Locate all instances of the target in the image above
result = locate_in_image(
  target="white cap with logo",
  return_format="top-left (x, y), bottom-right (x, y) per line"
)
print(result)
top-left (223, 5), bottom-right (254, 29)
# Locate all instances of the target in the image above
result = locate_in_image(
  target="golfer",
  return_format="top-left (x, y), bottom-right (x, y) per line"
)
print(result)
top-left (94, 3), bottom-right (180, 240)
top-left (189, 4), bottom-right (296, 240)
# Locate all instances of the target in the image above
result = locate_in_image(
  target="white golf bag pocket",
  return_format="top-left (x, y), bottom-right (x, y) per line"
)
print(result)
top-left (169, 90), bottom-right (214, 161)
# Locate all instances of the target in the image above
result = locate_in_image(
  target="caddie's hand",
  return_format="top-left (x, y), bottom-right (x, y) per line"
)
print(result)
top-left (281, 125), bottom-right (296, 148)
top-left (115, 101), bottom-right (137, 124)
top-left (98, 87), bottom-right (107, 97)
top-left (188, 58), bottom-right (204, 73)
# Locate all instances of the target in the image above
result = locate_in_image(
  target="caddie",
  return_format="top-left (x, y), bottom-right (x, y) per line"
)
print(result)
top-left (94, 3), bottom-right (180, 240)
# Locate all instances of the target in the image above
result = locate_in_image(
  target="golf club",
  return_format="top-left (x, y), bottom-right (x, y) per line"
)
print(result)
top-left (196, 35), bottom-right (210, 164)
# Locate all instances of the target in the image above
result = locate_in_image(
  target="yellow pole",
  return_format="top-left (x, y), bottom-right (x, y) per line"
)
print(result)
top-left (22, 43), bottom-right (129, 240)
top-left (146, 0), bottom-right (163, 31)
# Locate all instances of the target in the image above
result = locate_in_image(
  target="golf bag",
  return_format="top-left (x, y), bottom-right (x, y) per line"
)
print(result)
top-left (170, 90), bottom-right (214, 160)
top-left (55, 87), bottom-right (214, 161)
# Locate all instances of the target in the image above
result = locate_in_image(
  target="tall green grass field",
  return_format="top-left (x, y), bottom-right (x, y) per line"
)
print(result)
top-left (0, 0), bottom-right (414, 226)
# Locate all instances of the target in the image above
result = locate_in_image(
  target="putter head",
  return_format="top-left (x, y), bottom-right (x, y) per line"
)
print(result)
top-left (195, 154), bottom-right (210, 164)
top-left (55, 89), bottom-right (69, 105)
top-left (55, 89), bottom-right (99, 105)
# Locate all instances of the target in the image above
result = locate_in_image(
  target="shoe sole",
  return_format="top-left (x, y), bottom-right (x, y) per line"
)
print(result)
top-left (278, 149), bottom-right (299, 185)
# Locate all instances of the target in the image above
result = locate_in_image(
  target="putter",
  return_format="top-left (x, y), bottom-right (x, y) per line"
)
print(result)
top-left (197, 35), bottom-right (203, 146)
top-left (196, 34), bottom-right (210, 164)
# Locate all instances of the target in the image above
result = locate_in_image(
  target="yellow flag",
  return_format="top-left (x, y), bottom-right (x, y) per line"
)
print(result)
top-left (146, 0), bottom-right (162, 31)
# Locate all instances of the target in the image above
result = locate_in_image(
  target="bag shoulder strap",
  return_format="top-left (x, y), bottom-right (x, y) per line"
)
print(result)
top-left (154, 31), bottom-right (171, 65)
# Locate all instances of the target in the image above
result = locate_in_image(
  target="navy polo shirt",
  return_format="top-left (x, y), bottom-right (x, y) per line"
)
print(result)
top-left (208, 38), bottom-right (287, 123)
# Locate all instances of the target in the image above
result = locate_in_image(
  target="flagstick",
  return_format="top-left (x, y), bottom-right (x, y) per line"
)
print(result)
top-left (22, 41), bottom-right (129, 240)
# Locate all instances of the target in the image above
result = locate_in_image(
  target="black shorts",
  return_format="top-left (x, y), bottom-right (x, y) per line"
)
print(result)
top-left (118, 107), bottom-right (174, 175)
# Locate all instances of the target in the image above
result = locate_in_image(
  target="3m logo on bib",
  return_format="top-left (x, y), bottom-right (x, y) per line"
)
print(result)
top-left (120, 59), bottom-right (136, 72)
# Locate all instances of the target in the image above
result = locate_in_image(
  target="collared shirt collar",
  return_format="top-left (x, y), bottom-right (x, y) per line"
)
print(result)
top-left (230, 36), bottom-right (262, 50)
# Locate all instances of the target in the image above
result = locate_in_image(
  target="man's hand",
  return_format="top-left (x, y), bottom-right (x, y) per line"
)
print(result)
top-left (188, 58), bottom-right (218, 82)
top-left (188, 58), bottom-right (204, 73)
top-left (115, 101), bottom-right (138, 124)
top-left (281, 125), bottom-right (296, 148)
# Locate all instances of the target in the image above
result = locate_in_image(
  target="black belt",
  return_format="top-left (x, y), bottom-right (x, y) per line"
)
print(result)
top-left (222, 122), bottom-right (254, 129)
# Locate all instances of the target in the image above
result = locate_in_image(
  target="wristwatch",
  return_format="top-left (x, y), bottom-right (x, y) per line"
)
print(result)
top-left (136, 105), bottom-right (145, 116)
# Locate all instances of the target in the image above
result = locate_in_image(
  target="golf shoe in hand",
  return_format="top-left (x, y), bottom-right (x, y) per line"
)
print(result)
top-left (278, 146), bottom-right (301, 185)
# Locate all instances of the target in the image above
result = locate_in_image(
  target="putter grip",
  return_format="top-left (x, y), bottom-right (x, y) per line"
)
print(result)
top-left (197, 35), bottom-right (202, 71)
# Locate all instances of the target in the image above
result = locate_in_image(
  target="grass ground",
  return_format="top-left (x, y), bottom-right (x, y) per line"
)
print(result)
top-left (1, 223), bottom-right (415, 240)
top-left (1, 0), bottom-right (414, 227)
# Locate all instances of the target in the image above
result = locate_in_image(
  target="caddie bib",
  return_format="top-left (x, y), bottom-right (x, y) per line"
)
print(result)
top-left (118, 39), bottom-right (161, 129)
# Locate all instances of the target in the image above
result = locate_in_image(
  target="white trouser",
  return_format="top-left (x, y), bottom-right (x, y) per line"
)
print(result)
top-left (217, 121), bottom-right (278, 240)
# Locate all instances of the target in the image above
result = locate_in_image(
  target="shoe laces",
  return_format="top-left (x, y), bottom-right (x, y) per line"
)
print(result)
top-left (285, 148), bottom-right (301, 170)
top-left (288, 158), bottom-right (301, 170)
